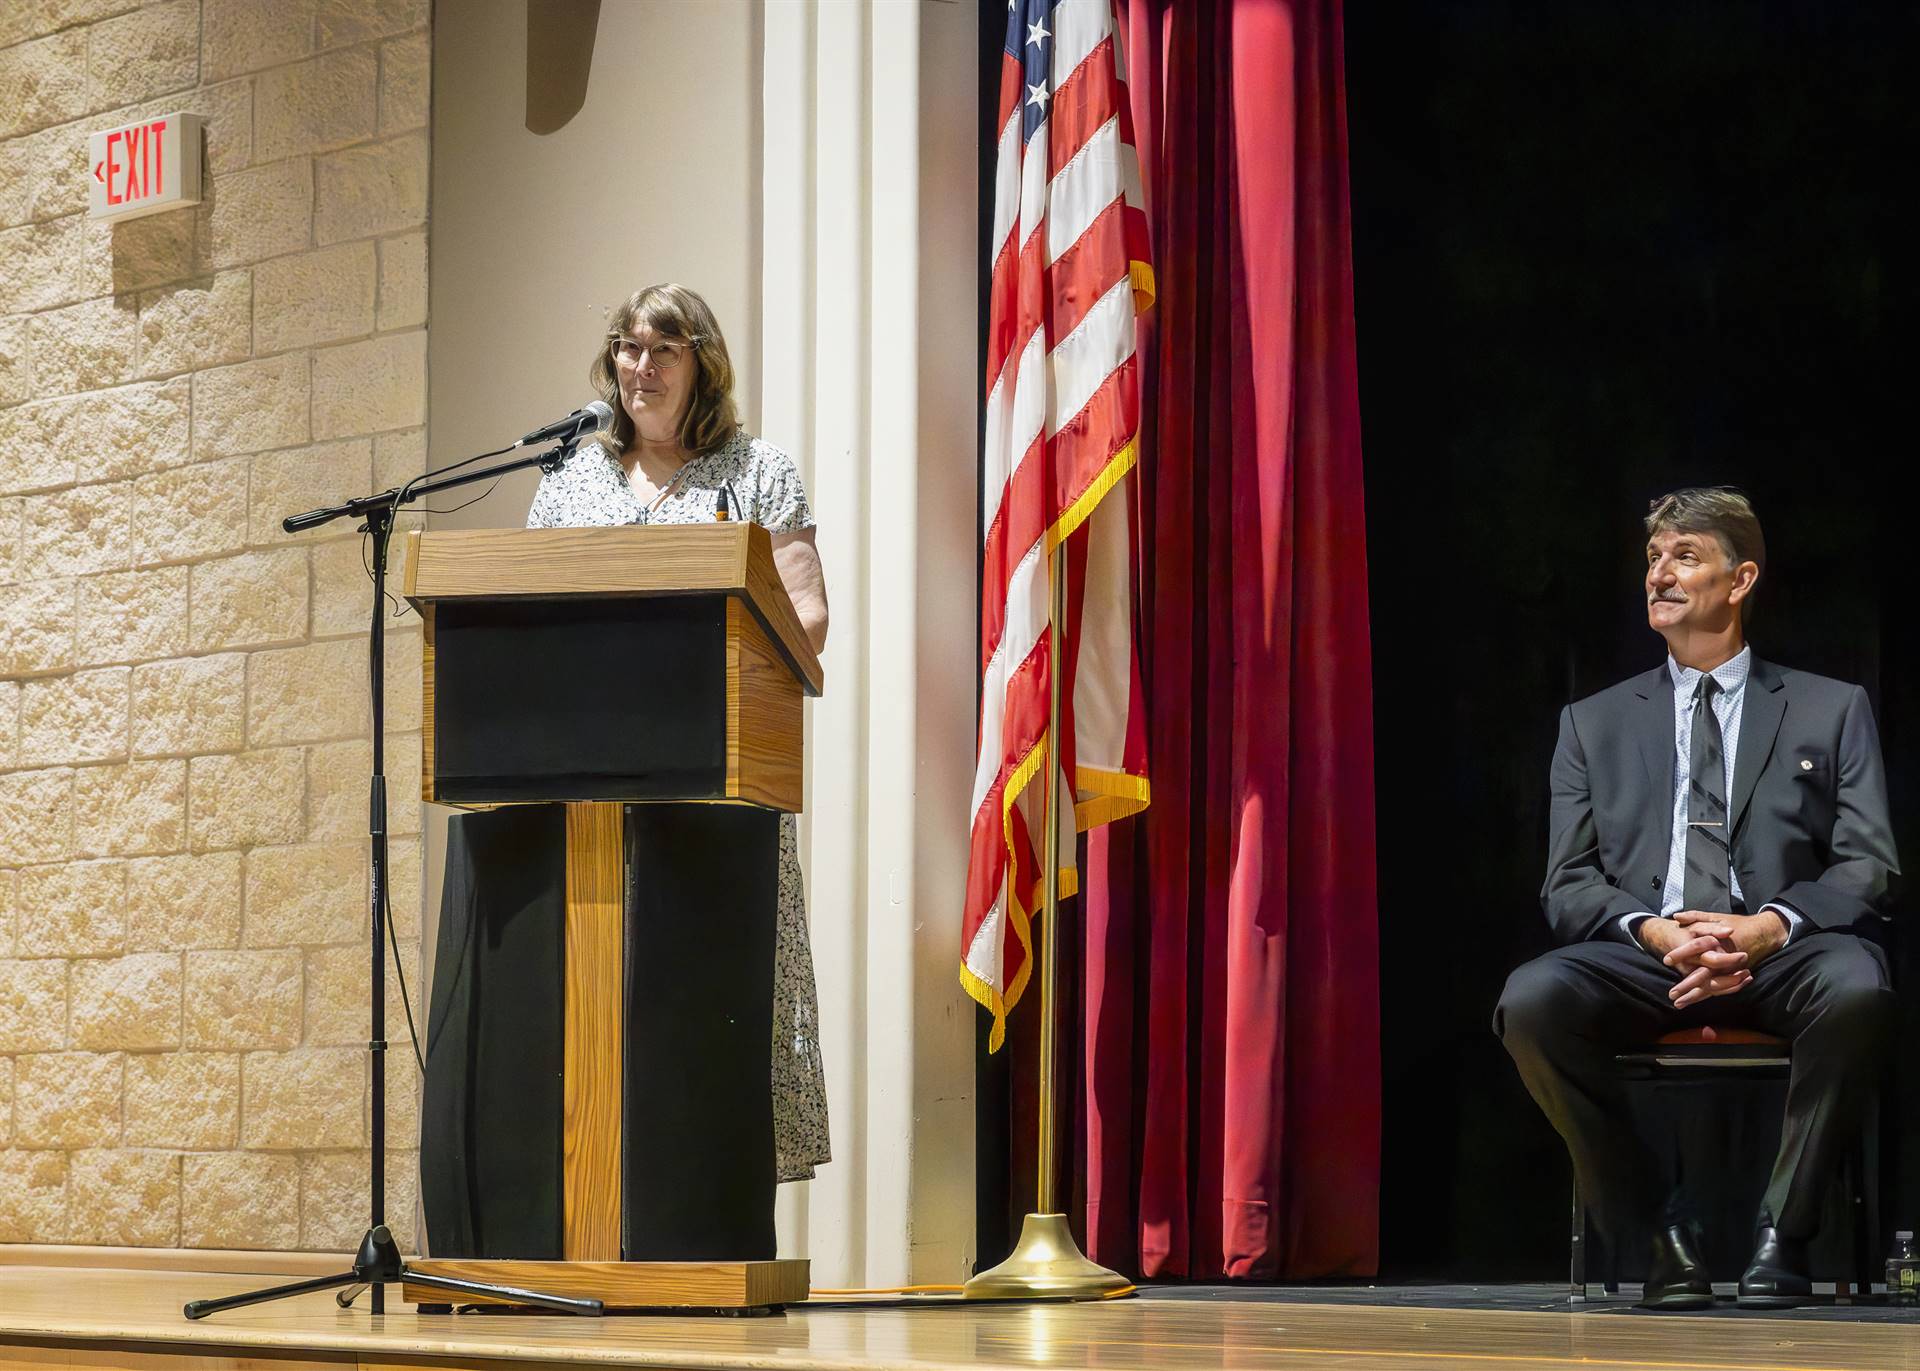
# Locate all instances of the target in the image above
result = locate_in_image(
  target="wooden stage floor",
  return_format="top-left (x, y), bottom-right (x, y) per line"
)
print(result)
top-left (1, 1265), bottom-right (1916, 1371)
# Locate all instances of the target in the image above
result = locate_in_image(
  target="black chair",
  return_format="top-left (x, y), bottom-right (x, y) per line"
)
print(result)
top-left (1569, 1026), bottom-right (1878, 1303)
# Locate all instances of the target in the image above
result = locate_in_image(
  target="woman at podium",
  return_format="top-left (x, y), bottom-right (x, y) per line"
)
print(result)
top-left (531, 282), bottom-right (833, 1189)
top-left (420, 285), bottom-right (830, 1262)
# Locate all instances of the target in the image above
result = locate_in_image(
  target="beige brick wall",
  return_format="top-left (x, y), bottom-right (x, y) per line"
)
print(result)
top-left (0, 0), bottom-right (428, 1251)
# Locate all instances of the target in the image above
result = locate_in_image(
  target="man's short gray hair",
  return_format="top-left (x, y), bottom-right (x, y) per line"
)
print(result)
top-left (1645, 486), bottom-right (1765, 617)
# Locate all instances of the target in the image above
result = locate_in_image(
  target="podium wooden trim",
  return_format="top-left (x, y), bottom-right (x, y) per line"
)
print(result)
top-left (562, 801), bottom-right (623, 1262)
top-left (727, 597), bottom-right (805, 810)
top-left (399, 1257), bottom-right (811, 1310)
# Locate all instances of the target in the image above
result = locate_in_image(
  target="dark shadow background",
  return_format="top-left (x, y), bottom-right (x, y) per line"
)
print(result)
top-left (977, 0), bottom-right (1919, 1281)
top-left (1346, 0), bottom-right (1919, 1278)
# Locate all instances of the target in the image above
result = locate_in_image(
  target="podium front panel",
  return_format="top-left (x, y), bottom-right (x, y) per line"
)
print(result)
top-left (432, 596), bottom-right (727, 803)
top-left (419, 806), bottom-right (567, 1259)
top-left (622, 804), bottom-right (778, 1260)
top-left (419, 803), bottom-right (777, 1264)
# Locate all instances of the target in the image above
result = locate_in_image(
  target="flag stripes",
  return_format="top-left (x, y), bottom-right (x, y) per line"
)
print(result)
top-left (962, 0), bottom-right (1152, 1050)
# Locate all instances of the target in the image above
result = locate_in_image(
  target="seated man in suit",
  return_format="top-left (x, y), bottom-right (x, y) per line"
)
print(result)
top-left (1496, 486), bottom-right (1899, 1309)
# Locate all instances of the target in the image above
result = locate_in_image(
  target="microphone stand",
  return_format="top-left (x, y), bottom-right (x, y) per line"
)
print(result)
top-left (184, 436), bottom-right (601, 1321)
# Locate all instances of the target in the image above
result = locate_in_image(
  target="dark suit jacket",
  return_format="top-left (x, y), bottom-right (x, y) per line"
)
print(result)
top-left (1541, 655), bottom-right (1900, 945)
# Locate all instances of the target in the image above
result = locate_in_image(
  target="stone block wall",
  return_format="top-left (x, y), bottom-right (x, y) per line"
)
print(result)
top-left (0, 0), bottom-right (429, 1251)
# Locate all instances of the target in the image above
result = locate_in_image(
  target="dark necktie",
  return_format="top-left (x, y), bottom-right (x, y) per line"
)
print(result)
top-left (1682, 675), bottom-right (1732, 912)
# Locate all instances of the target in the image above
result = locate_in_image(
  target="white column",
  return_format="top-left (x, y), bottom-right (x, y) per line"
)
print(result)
top-left (903, 0), bottom-right (981, 1286)
top-left (759, 0), bottom-right (979, 1288)
top-left (862, 0), bottom-right (921, 1290)
top-left (797, 0), bottom-right (873, 1286)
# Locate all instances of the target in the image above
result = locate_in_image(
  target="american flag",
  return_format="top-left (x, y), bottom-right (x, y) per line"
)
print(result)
top-left (962, 0), bottom-right (1152, 1051)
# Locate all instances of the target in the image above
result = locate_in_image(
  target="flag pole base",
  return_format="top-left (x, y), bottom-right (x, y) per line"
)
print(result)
top-left (963, 1213), bottom-right (1134, 1300)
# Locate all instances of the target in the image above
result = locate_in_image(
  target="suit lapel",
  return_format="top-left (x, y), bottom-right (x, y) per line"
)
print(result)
top-left (1730, 656), bottom-right (1786, 834)
top-left (1633, 663), bottom-right (1676, 804)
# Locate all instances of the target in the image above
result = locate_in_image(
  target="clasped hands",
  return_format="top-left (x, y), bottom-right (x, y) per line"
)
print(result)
top-left (1638, 910), bottom-right (1789, 1009)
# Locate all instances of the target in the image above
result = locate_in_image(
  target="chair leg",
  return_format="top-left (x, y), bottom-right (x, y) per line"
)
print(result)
top-left (1849, 1089), bottom-right (1881, 1300)
top-left (1570, 1177), bottom-right (1588, 1302)
top-left (1837, 1144), bottom-right (1858, 1302)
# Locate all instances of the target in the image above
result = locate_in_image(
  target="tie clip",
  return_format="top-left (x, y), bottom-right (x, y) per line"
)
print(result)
top-left (1687, 821), bottom-right (1724, 829)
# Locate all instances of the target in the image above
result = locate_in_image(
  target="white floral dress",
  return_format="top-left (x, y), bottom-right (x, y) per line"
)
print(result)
top-left (527, 431), bottom-right (831, 1182)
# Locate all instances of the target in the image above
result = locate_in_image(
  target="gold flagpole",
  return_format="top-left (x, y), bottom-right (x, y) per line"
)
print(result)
top-left (965, 541), bottom-right (1132, 1300)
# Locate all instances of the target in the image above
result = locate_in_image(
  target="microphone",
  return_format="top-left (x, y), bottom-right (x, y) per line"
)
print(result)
top-left (517, 399), bottom-right (613, 448)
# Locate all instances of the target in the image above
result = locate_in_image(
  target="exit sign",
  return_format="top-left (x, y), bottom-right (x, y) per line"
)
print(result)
top-left (87, 113), bottom-right (202, 223)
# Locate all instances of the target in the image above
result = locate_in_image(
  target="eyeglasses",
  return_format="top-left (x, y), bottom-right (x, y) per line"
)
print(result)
top-left (611, 336), bottom-right (694, 370)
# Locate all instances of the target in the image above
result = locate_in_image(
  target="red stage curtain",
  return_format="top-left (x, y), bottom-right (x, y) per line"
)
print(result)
top-left (1081, 0), bottom-right (1380, 1280)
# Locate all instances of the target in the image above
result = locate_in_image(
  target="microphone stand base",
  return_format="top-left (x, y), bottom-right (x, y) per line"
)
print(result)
top-left (182, 1226), bottom-right (604, 1319)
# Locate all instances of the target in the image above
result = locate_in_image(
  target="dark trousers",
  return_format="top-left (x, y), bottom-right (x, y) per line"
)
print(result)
top-left (1494, 931), bottom-right (1892, 1243)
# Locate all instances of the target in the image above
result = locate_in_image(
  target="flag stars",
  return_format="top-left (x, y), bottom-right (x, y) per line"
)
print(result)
top-left (1027, 19), bottom-right (1051, 48)
top-left (1026, 81), bottom-right (1049, 112)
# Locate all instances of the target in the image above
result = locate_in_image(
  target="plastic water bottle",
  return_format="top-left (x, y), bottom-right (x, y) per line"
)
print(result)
top-left (1889, 1231), bottom-right (1919, 1305)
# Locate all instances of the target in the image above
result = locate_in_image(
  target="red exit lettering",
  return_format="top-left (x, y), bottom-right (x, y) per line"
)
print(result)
top-left (100, 119), bottom-right (168, 207)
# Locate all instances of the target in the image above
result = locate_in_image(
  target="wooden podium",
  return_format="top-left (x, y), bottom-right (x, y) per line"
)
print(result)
top-left (399, 524), bottom-right (821, 1311)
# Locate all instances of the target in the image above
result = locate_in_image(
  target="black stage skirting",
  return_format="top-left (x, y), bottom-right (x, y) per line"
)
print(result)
top-left (419, 803), bottom-right (778, 1261)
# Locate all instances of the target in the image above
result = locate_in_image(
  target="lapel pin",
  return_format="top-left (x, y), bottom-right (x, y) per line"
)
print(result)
top-left (1800, 759), bottom-right (1813, 771)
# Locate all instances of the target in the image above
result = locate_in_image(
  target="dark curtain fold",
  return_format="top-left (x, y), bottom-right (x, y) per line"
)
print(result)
top-left (1080, 0), bottom-right (1380, 1280)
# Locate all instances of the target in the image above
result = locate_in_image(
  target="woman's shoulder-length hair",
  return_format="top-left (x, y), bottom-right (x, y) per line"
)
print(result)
top-left (589, 283), bottom-right (741, 456)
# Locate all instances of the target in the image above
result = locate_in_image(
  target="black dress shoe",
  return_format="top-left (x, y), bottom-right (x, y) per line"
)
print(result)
top-left (1737, 1226), bottom-right (1812, 1308)
top-left (1641, 1224), bottom-right (1713, 1310)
